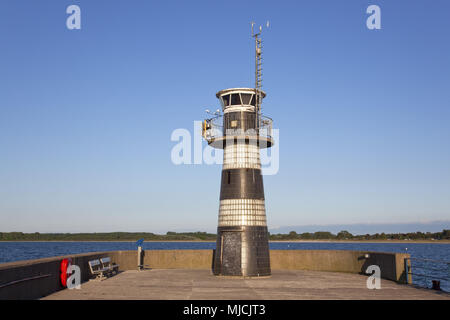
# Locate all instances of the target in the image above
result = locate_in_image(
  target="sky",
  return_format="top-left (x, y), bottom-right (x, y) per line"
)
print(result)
top-left (0, 0), bottom-right (449, 233)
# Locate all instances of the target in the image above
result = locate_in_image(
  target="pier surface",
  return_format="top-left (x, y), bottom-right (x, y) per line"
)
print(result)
top-left (42, 269), bottom-right (449, 300)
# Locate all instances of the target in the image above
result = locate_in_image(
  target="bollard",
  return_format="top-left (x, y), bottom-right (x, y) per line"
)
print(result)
top-left (432, 280), bottom-right (441, 291)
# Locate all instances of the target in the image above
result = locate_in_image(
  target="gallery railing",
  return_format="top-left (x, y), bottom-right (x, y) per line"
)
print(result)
top-left (202, 114), bottom-right (273, 144)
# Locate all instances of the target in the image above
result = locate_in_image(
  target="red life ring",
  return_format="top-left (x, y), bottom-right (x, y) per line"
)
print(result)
top-left (60, 258), bottom-right (72, 287)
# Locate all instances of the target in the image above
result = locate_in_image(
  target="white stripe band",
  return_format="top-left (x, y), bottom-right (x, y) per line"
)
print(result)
top-left (218, 199), bottom-right (267, 227)
top-left (223, 143), bottom-right (261, 169)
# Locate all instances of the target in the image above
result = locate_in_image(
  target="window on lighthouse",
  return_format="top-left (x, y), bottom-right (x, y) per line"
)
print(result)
top-left (222, 94), bottom-right (230, 106)
top-left (231, 94), bottom-right (241, 105)
top-left (241, 93), bottom-right (252, 105)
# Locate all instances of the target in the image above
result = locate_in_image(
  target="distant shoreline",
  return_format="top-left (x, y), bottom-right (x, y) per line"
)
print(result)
top-left (2, 230), bottom-right (448, 243)
top-left (270, 239), bottom-right (450, 244)
top-left (0, 240), bottom-right (215, 243)
top-left (1, 240), bottom-right (449, 244)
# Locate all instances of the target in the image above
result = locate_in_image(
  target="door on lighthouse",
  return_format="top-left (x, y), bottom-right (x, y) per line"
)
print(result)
top-left (221, 232), bottom-right (242, 275)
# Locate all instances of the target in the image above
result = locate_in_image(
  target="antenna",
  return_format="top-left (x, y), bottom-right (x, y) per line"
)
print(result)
top-left (251, 21), bottom-right (269, 130)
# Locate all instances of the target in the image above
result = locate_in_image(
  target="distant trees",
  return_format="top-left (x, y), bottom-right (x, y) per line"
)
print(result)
top-left (300, 232), bottom-right (313, 240)
top-left (268, 229), bottom-right (450, 241)
top-left (288, 231), bottom-right (298, 239)
top-left (270, 231), bottom-right (336, 240)
top-left (0, 230), bottom-right (448, 241)
top-left (313, 231), bottom-right (335, 240)
top-left (336, 230), bottom-right (353, 239)
top-left (0, 231), bottom-right (217, 241)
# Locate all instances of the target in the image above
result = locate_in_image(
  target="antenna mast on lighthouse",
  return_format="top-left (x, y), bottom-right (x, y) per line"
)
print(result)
top-left (251, 21), bottom-right (269, 130)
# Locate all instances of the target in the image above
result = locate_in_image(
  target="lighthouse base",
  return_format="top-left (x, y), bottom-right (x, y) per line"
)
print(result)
top-left (213, 226), bottom-right (271, 277)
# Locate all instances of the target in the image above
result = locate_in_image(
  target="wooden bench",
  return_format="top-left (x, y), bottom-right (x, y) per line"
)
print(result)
top-left (100, 257), bottom-right (119, 275)
top-left (88, 257), bottom-right (119, 280)
top-left (88, 259), bottom-right (109, 280)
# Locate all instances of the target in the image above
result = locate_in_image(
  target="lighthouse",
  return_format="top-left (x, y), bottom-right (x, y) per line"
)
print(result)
top-left (202, 23), bottom-right (273, 277)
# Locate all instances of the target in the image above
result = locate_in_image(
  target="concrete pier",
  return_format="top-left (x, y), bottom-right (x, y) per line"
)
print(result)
top-left (41, 269), bottom-right (449, 300)
top-left (1, 249), bottom-right (448, 300)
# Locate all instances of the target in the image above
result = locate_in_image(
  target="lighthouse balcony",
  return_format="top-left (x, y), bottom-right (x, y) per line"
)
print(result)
top-left (202, 114), bottom-right (274, 149)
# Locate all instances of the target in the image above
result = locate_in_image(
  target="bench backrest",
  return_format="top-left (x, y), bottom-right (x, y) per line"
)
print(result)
top-left (100, 257), bottom-right (111, 268)
top-left (88, 259), bottom-right (102, 273)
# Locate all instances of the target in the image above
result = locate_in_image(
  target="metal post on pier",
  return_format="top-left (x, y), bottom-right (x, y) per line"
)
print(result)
top-left (136, 238), bottom-right (144, 271)
top-left (404, 258), bottom-right (411, 284)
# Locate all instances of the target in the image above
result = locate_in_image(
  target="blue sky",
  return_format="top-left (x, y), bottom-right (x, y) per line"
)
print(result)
top-left (0, 0), bottom-right (449, 233)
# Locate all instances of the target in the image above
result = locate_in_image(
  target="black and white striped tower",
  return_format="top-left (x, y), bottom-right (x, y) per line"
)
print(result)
top-left (202, 23), bottom-right (273, 277)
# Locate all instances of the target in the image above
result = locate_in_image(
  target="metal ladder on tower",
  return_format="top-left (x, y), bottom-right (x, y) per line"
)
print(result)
top-left (256, 36), bottom-right (263, 130)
